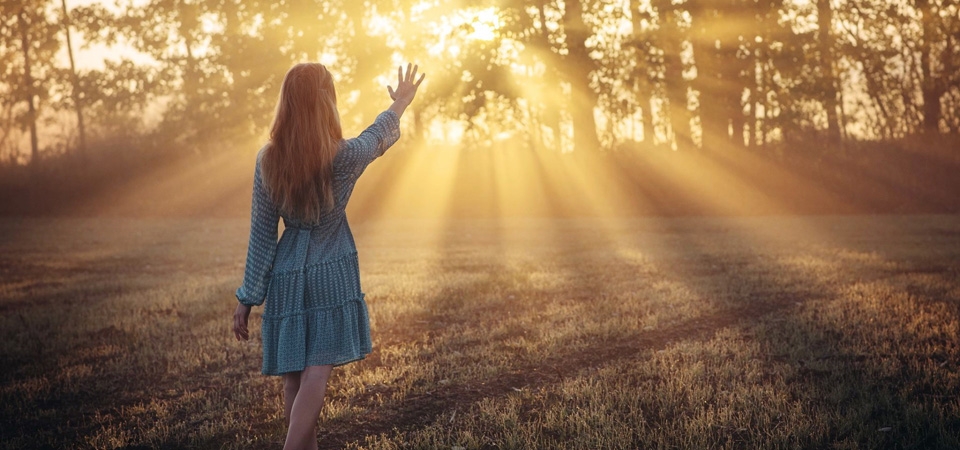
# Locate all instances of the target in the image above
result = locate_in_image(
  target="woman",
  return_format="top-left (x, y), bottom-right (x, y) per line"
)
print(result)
top-left (232, 62), bottom-right (424, 449)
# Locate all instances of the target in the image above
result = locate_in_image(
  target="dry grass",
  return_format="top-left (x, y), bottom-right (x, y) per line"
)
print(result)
top-left (1, 215), bottom-right (958, 449)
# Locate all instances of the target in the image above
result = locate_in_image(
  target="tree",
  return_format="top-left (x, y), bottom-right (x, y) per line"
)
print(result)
top-left (651, 0), bottom-right (694, 150)
top-left (4, 0), bottom-right (956, 168)
top-left (338, 0), bottom-right (400, 127)
top-left (1, 0), bottom-right (60, 169)
top-left (519, 0), bottom-right (565, 150)
top-left (689, 0), bottom-right (751, 150)
top-left (817, 0), bottom-right (842, 144)
top-left (558, 0), bottom-right (603, 152)
top-left (916, 0), bottom-right (949, 136)
top-left (18, 8), bottom-right (39, 168)
top-left (59, 0), bottom-right (86, 162)
top-left (625, 0), bottom-right (658, 146)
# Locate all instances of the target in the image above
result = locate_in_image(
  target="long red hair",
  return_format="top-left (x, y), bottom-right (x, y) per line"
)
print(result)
top-left (261, 63), bottom-right (343, 223)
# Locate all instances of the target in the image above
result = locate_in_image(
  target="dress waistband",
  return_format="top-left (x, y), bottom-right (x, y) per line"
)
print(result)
top-left (283, 219), bottom-right (322, 230)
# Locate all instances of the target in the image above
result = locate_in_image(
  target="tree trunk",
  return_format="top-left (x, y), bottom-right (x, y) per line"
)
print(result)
top-left (412, 107), bottom-right (425, 144)
top-left (725, 44), bottom-right (746, 149)
top-left (817, 0), bottom-right (842, 144)
top-left (917, 0), bottom-right (943, 135)
top-left (628, 0), bottom-right (656, 146)
top-left (534, 0), bottom-right (562, 150)
top-left (692, 0), bottom-right (750, 151)
top-left (689, 0), bottom-right (727, 150)
top-left (175, 0), bottom-right (204, 149)
top-left (561, 0), bottom-right (602, 153)
top-left (753, 58), bottom-right (763, 149)
top-left (664, 50), bottom-right (691, 150)
top-left (659, 2), bottom-right (692, 151)
top-left (642, 96), bottom-right (655, 145)
top-left (18, 8), bottom-right (40, 170)
top-left (60, 0), bottom-right (86, 163)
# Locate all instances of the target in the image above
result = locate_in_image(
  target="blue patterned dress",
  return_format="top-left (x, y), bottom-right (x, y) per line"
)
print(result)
top-left (236, 110), bottom-right (401, 375)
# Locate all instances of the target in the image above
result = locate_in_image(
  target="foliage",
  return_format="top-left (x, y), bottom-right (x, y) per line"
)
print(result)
top-left (2, 0), bottom-right (959, 166)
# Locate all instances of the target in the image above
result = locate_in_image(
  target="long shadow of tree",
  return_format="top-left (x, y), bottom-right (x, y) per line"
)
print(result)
top-left (319, 215), bottom-right (960, 448)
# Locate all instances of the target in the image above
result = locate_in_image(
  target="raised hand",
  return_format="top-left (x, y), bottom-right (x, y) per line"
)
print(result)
top-left (387, 63), bottom-right (425, 107)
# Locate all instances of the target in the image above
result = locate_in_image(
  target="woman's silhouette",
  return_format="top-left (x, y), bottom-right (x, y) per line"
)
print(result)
top-left (232, 62), bottom-right (424, 449)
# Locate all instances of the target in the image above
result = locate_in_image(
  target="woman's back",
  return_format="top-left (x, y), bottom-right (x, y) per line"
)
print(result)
top-left (232, 62), bottom-right (424, 450)
top-left (239, 109), bottom-right (401, 374)
top-left (272, 110), bottom-right (401, 269)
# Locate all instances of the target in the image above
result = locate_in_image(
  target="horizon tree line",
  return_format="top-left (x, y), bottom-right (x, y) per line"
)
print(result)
top-left (1, 0), bottom-right (958, 168)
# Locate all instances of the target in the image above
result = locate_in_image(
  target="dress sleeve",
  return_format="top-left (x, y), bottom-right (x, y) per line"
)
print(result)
top-left (339, 110), bottom-right (401, 178)
top-left (235, 154), bottom-right (280, 307)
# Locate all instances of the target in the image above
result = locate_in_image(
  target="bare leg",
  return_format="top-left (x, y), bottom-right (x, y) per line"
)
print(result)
top-left (282, 371), bottom-right (301, 426)
top-left (282, 364), bottom-right (333, 450)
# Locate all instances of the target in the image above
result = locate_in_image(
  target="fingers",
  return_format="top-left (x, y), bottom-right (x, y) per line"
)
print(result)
top-left (394, 63), bottom-right (424, 84)
top-left (233, 313), bottom-right (249, 341)
top-left (235, 325), bottom-right (248, 341)
top-left (390, 63), bottom-right (424, 102)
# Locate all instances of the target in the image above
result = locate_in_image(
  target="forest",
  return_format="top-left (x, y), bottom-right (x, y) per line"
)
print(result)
top-left (1, 0), bottom-right (959, 217)
top-left (3, 2), bottom-right (960, 447)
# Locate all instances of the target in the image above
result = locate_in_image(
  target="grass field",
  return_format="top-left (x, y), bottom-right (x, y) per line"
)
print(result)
top-left (1, 215), bottom-right (959, 449)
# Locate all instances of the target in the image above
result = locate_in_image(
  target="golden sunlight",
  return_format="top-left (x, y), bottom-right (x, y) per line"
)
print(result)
top-left (463, 7), bottom-right (501, 41)
top-left (426, 5), bottom-right (503, 57)
top-left (5, 1), bottom-right (960, 448)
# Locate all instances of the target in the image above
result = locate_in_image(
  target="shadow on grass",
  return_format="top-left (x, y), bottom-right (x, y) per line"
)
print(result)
top-left (0, 218), bottom-right (259, 448)
top-left (745, 226), bottom-right (960, 448)
top-left (4, 216), bottom-right (959, 448)
top-left (319, 216), bottom-right (960, 449)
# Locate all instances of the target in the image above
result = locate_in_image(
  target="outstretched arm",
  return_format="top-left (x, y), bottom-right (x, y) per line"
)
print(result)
top-left (338, 64), bottom-right (425, 179)
top-left (387, 63), bottom-right (425, 118)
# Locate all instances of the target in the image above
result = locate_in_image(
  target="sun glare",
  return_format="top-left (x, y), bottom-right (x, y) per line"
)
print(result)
top-left (426, 5), bottom-right (503, 56)
top-left (465, 8), bottom-right (501, 41)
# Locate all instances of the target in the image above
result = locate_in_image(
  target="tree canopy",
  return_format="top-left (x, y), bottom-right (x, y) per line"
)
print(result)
top-left (1, 0), bottom-right (958, 164)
